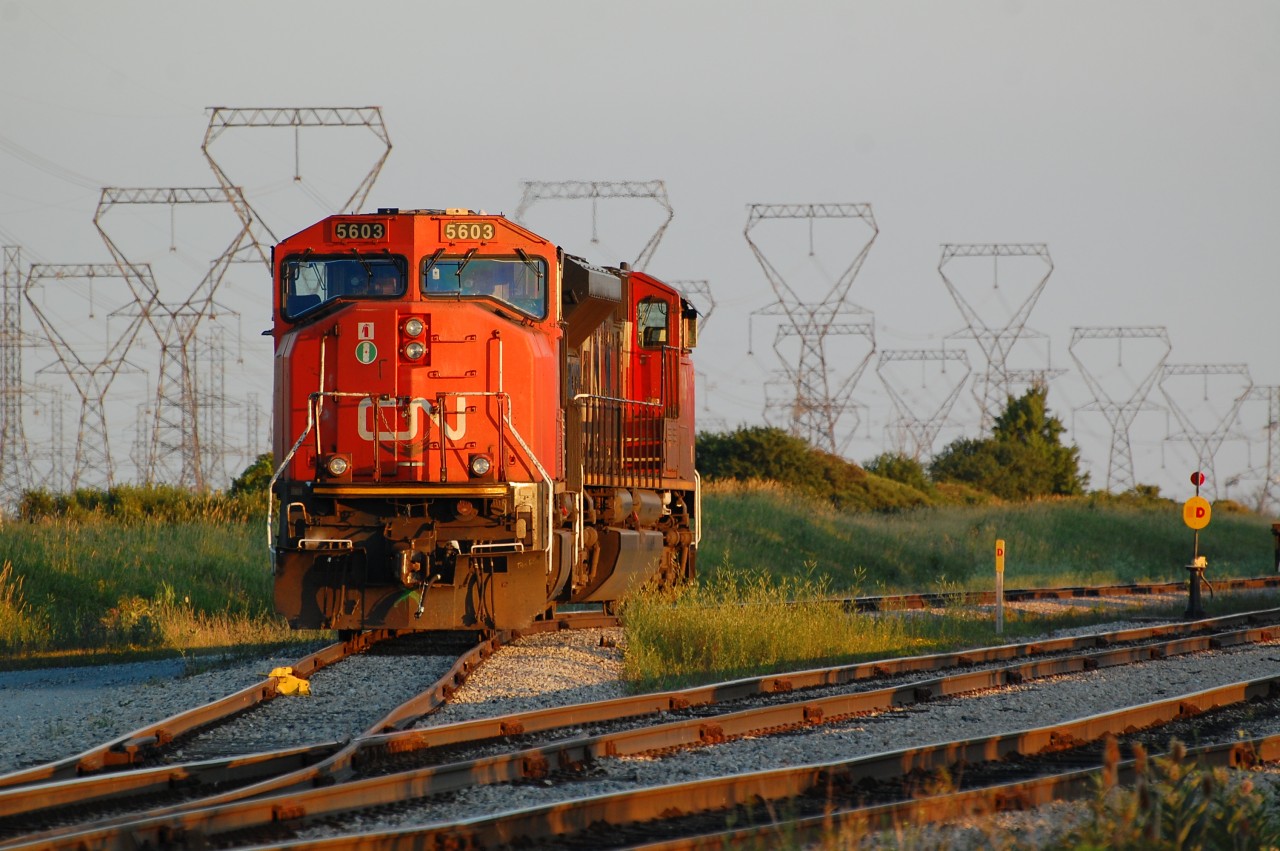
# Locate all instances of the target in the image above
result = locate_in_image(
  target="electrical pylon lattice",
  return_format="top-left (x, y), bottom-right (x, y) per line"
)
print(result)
top-left (512, 180), bottom-right (673, 271)
top-left (202, 106), bottom-right (393, 267)
top-left (746, 203), bottom-right (878, 454)
top-left (94, 187), bottom-right (249, 491)
top-left (0, 247), bottom-right (30, 507)
top-left (1069, 326), bottom-right (1170, 493)
top-left (667, 280), bottom-right (715, 332)
top-left (23, 263), bottom-right (157, 489)
top-left (876, 349), bottom-right (971, 460)
top-left (938, 243), bottom-right (1058, 430)
top-left (1234, 385), bottom-right (1280, 512)
top-left (1159, 363), bottom-right (1252, 499)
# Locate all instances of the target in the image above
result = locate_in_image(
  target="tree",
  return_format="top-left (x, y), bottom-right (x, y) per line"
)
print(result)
top-left (230, 452), bottom-right (274, 496)
top-left (929, 384), bottom-right (1088, 500)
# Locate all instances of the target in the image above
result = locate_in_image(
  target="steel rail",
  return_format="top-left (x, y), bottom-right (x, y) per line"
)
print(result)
top-left (622, 733), bottom-right (1280, 850)
top-left (0, 612), bottom-right (615, 845)
top-left (0, 631), bottom-right (393, 791)
top-left (18, 612), bottom-right (1280, 851)
top-left (0, 744), bottom-right (339, 822)
top-left (0, 607), bottom-right (1180, 830)
top-left (843, 574), bottom-right (1280, 611)
top-left (187, 675), bottom-right (1280, 851)
top-left (345, 603), bottom-right (1280, 768)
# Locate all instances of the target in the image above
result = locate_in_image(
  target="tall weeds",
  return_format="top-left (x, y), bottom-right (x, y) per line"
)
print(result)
top-left (0, 516), bottom-right (303, 657)
top-left (0, 560), bottom-right (44, 651)
top-left (619, 558), bottom-right (1094, 690)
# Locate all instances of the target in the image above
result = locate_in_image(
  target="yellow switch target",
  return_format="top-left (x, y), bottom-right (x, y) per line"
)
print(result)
top-left (1182, 496), bottom-right (1211, 530)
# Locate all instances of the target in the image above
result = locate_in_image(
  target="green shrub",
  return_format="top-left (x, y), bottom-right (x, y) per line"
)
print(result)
top-left (1052, 740), bottom-right (1280, 850)
top-left (930, 385), bottom-right (1088, 499)
top-left (864, 452), bottom-right (932, 493)
top-left (697, 427), bottom-right (930, 512)
top-left (18, 484), bottom-right (260, 524)
top-left (230, 452), bottom-right (274, 496)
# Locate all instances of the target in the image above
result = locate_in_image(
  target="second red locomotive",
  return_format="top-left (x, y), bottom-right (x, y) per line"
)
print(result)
top-left (269, 208), bottom-right (699, 632)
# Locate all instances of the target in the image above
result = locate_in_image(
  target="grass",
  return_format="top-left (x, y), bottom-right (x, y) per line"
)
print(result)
top-left (619, 559), bottom-right (1203, 691)
top-left (2, 477), bottom-right (1277, 672)
top-left (0, 516), bottom-right (319, 664)
top-left (810, 738), bottom-right (1280, 850)
top-left (624, 480), bottom-right (1280, 690)
top-left (1047, 739), bottom-right (1280, 850)
top-left (699, 479), bottom-right (1275, 592)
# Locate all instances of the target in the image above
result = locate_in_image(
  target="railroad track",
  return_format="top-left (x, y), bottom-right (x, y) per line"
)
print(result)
top-left (6, 598), bottom-right (1280, 849)
top-left (0, 610), bottom-right (617, 846)
top-left (842, 574), bottom-right (1280, 611)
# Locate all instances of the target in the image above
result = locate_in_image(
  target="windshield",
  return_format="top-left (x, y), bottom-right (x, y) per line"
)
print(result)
top-left (282, 255), bottom-right (405, 318)
top-left (422, 255), bottom-right (547, 318)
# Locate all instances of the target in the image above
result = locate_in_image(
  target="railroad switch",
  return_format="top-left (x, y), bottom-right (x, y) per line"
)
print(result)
top-left (1185, 556), bottom-right (1208, 620)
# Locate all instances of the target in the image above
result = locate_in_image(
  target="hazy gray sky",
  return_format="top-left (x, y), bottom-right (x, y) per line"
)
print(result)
top-left (1, 1), bottom-right (1276, 501)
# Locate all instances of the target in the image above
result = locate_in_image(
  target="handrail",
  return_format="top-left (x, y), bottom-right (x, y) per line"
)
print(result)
top-left (266, 389), bottom-right (416, 556)
top-left (269, 388), bottom-right (554, 564)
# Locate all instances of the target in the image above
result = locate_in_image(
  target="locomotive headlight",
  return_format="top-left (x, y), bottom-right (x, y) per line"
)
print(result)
top-left (402, 340), bottom-right (426, 360)
top-left (324, 454), bottom-right (351, 477)
top-left (468, 454), bottom-right (493, 478)
top-left (402, 317), bottom-right (425, 337)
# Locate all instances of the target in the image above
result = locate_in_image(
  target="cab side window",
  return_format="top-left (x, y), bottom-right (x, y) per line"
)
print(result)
top-left (637, 297), bottom-right (669, 348)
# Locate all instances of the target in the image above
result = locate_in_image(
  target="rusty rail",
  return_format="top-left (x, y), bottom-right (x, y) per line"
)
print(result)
top-left (0, 630), bottom-right (393, 792)
top-left (0, 611), bottom-right (616, 845)
top-left (844, 574), bottom-right (1280, 611)
top-left (74, 673), bottom-right (1280, 851)
top-left (15, 610), bottom-right (1280, 850)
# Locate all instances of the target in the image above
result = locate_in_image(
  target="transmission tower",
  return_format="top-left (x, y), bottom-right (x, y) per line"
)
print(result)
top-left (23, 263), bottom-right (157, 489)
top-left (667, 280), bottom-right (716, 332)
top-left (0, 247), bottom-right (31, 507)
top-left (194, 325), bottom-right (232, 486)
top-left (94, 187), bottom-right (248, 491)
top-left (938, 243), bottom-right (1058, 430)
top-left (876, 349), bottom-right (971, 460)
top-left (1069, 326), bottom-right (1171, 493)
top-left (245, 392), bottom-right (264, 461)
top-left (513, 180), bottom-right (673, 271)
top-left (1233, 386), bottom-right (1280, 512)
top-left (746, 203), bottom-right (878, 454)
top-left (202, 106), bottom-right (393, 267)
top-left (1160, 363), bottom-right (1252, 498)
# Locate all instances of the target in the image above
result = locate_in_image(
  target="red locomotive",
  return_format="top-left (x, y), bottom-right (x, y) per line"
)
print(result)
top-left (268, 208), bottom-right (699, 632)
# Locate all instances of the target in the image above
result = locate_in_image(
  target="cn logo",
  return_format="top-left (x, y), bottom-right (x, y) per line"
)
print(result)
top-left (357, 397), bottom-right (468, 442)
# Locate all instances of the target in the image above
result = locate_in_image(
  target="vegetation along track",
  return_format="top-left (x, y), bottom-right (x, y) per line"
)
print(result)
top-left (8, 599), bottom-right (1280, 849)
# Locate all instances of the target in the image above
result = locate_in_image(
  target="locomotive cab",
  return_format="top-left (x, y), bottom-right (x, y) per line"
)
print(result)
top-left (269, 209), bottom-right (697, 634)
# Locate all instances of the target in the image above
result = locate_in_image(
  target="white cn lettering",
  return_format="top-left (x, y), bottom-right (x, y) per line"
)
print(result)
top-left (427, 396), bottom-right (468, 441)
top-left (357, 397), bottom-right (467, 442)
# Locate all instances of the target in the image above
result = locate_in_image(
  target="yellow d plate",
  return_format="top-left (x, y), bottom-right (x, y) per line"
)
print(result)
top-left (1182, 496), bottom-right (1212, 530)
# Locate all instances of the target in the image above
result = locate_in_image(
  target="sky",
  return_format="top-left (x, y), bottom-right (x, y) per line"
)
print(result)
top-left (0, 0), bottom-right (1276, 504)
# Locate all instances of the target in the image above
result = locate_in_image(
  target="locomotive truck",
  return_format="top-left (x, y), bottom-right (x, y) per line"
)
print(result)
top-left (268, 208), bottom-right (699, 633)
